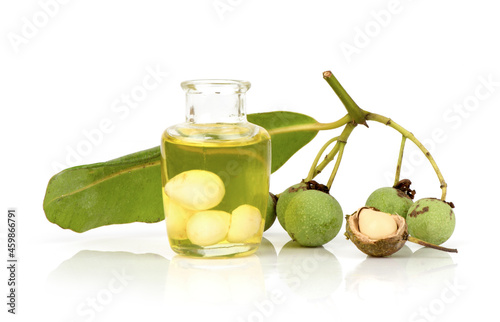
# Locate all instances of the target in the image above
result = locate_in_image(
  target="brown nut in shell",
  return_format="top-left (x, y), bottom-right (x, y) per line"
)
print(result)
top-left (345, 207), bottom-right (408, 257)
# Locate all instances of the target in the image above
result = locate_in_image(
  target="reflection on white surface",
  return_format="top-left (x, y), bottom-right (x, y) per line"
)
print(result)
top-left (343, 246), bottom-right (459, 322)
top-left (46, 250), bottom-right (169, 322)
top-left (255, 237), bottom-right (278, 278)
top-left (44, 239), bottom-right (279, 322)
top-left (405, 247), bottom-right (457, 290)
top-left (345, 245), bottom-right (413, 300)
top-left (162, 251), bottom-right (268, 321)
top-left (165, 254), bottom-right (266, 305)
top-left (278, 241), bottom-right (343, 300)
top-left (43, 237), bottom-right (463, 322)
top-left (164, 236), bottom-right (277, 308)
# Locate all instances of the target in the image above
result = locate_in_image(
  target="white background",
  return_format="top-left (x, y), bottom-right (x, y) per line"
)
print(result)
top-left (1, 1), bottom-right (499, 321)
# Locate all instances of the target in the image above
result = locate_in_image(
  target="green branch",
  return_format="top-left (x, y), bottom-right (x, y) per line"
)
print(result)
top-left (309, 122), bottom-right (356, 180)
top-left (305, 136), bottom-right (339, 181)
top-left (394, 135), bottom-right (407, 186)
top-left (327, 141), bottom-right (345, 190)
top-left (366, 113), bottom-right (448, 200)
top-left (323, 71), bottom-right (368, 126)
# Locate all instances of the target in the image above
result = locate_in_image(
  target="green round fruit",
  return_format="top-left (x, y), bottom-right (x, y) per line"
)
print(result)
top-left (284, 190), bottom-right (343, 247)
top-left (276, 182), bottom-right (309, 230)
top-left (365, 187), bottom-right (413, 218)
top-left (406, 198), bottom-right (455, 245)
top-left (264, 193), bottom-right (277, 231)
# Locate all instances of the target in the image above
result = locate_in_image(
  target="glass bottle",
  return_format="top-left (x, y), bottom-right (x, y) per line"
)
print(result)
top-left (160, 80), bottom-right (271, 258)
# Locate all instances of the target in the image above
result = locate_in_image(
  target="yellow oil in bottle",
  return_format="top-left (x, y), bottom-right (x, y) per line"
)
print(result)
top-left (160, 123), bottom-right (271, 258)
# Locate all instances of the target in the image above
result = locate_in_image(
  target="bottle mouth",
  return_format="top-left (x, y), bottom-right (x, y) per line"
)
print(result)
top-left (181, 79), bottom-right (251, 94)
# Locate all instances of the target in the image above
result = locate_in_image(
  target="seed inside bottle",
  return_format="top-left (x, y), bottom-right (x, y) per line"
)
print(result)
top-left (186, 210), bottom-right (231, 246)
top-left (227, 204), bottom-right (262, 243)
top-left (165, 170), bottom-right (225, 211)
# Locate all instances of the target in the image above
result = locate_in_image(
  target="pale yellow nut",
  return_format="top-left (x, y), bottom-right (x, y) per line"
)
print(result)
top-left (186, 210), bottom-right (230, 246)
top-left (227, 204), bottom-right (262, 243)
top-left (358, 208), bottom-right (398, 240)
top-left (165, 196), bottom-right (194, 240)
top-left (165, 170), bottom-right (225, 211)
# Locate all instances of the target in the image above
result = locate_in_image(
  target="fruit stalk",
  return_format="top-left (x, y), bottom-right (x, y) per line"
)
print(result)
top-left (309, 122), bottom-right (356, 180)
top-left (407, 236), bottom-right (458, 253)
top-left (366, 113), bottom-right (448, 200)
top-left (326, 141), bottom-right (345, 189)
top-left (305, 136), bottom-right (339, 181)
top-left (394, 135), bottom-right (407, 186)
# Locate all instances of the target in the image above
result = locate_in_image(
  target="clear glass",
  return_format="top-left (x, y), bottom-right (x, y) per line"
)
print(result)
top-left (160, 79), bottom-right (271, 258)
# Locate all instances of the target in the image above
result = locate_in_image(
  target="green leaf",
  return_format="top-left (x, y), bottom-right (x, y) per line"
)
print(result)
top-left (43, 111), bottom-right (318, 232)
top-left (43, 147), bottom-right (163, 233)
top-left (247, 111), bottom-right (318, 173)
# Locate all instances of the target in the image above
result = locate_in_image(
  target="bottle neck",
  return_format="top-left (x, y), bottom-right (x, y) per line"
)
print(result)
top-left (182, 80), bottom-right (250, 124)
top-left (186, 92), bottom-right (246, 124)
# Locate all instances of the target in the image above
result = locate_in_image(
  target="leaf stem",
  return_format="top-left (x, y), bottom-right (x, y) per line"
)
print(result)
top-left (323, 71), bottom-right (368, 126)
top-left (305, 136), bottom-right (339, 182)
top-left (394, 135), bottom-right (407, 186)
top-left (268, 114), bottom-right (351, 135)
top-left (366, 113), bottom-right (448, 200)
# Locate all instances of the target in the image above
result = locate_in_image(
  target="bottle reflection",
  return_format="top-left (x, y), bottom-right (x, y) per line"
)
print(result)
top-left (165, 254), bottom-right (266, 305)
top-left (164, 252), bottom-right (269, 321)
top-left (164, 237), bottom-right (277, 307)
